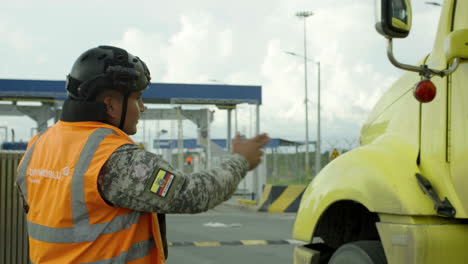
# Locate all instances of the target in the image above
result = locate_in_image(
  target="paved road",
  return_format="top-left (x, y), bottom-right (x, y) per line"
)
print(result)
top-left (165, 203), bottom-right (299, 264)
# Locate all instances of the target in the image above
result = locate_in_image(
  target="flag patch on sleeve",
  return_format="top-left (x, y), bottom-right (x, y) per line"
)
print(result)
top-left (150, 169), bottom-right (175, 198)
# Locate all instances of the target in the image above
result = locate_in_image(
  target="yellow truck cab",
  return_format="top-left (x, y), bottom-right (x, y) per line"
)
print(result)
top-left (293, 0), bottom-right (468, 263)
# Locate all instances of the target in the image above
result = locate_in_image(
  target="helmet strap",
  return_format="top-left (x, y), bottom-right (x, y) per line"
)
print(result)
top-left (118, 92), bottom-right (130, 131)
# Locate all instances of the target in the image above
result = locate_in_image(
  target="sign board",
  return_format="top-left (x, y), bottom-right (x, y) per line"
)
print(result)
top-left (330, 148), bottom-right (340, 161)
top-left (153, 140), bottom-right (171, 149)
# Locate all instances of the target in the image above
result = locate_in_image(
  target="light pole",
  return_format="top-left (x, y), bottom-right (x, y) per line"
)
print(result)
top-left (295, 10), bottom-right (314, 176)
top-left (285, 51), bottom-right (322, 176)
top-left (315, 62), bottom-right (321, 175)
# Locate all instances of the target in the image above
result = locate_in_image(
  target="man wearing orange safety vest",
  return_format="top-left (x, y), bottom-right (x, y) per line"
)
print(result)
top-left (16, 46), bottom-right (270, 263)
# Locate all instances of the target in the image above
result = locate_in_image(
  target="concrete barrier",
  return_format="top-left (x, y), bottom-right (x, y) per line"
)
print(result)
top-left (257, 184), bottom-right (307, 213)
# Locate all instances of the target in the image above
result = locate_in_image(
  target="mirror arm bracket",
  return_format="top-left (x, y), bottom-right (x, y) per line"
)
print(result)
top-left (439, 57), bottom-right (460, 77)
top-left (387, 38), bottom-right (423, 73)
top-left (387, 39), bottom-right (460, 79)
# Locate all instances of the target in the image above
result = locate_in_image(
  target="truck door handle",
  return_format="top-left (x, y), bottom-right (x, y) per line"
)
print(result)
top-left (415, 173), bottom-right (456, 217)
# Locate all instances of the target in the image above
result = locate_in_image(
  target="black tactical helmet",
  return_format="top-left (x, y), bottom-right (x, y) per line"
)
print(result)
top-left (63, 46), bottom-right (151, 130)
top-left (66, 45), bottom-right (151, 101)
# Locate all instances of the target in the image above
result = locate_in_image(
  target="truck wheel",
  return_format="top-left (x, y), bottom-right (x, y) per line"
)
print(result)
top-left (328, 241), bottom-right (387, 264)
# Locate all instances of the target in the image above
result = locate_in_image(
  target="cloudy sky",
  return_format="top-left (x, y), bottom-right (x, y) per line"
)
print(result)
top-left (0, 0), bottom-right (441, 151)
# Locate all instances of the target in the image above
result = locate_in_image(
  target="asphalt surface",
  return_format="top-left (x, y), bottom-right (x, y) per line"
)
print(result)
top-left (165, 201), bottom-right (299, 264)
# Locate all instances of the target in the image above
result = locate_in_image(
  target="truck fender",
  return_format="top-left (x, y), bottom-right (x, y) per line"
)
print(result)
top-left (293, 135), bottom-right (434, 242)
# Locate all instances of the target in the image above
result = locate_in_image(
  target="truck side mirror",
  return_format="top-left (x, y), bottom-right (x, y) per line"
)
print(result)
top-left (375, 0), bottom-right (460, 93)
top-left (445, 29), bottom-right (468, 62)
top-left (375, 0), bottom-right (412, 39)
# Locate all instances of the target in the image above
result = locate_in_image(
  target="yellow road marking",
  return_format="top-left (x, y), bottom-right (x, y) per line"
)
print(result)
top-left (193, 241), bottom-right (221, 247)
top-left (241, 240), bottom-right (268, 246)
top-left (238, 199), bottom-right (256, 206)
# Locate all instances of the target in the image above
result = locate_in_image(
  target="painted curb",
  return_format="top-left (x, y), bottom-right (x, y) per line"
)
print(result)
top-left (257, 184), bottom-right (307, 212)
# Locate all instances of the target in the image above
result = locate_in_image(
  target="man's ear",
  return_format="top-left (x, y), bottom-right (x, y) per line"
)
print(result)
top-left (103, 96), bottom-right (120, 123)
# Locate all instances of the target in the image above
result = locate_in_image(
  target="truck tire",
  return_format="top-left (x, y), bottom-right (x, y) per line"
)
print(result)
top-left (328, 240), bottom-right (387, 264)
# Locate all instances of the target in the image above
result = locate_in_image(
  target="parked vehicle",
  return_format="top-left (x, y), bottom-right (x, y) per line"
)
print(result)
top-left (293, 1), bottom-right (468, 263)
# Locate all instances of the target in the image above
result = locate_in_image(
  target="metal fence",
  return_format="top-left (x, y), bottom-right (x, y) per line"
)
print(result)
top-left (0, 151), bottom-right (28, 264)
top-left (264, 137), bottom-right (359, 184)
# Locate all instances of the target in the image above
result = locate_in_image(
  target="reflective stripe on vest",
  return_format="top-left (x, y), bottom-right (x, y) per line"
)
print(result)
top-left (29, 239), bottom-right (155, 264)
top-left (17, 140), bottom-right (35, 202)
top-left (84, 239), bottom-right (156, 264)
top-left (27, 212), bottom-right (141, 243)
top-left (17, 128), bottom-right (155, 261)
top-left (17, 131), bottom-right (45, 203)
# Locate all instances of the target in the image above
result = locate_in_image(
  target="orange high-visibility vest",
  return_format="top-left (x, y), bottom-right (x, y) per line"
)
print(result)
top-left (16, 121), bottom-right (165, 264)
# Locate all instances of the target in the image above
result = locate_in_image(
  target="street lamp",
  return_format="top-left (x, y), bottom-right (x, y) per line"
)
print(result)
top-left (285, 51), bottom-right (322, 176)
top-left (424, 1), bottom-right (441, 6)
top-left (295, 10), bottom-right (314, 176)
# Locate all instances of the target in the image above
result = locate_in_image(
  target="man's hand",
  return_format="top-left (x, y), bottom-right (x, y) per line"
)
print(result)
top-left (232, 132), bottom-right (271, 170)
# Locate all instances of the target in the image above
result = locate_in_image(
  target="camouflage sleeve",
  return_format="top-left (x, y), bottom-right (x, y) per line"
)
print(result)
top-left (98, 144), bottom-right (250, 214)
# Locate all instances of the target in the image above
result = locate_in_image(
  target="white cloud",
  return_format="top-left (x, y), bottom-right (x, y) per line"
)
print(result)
top-left (0, 19), bottom-right (33, 52)
top-left (163, 14), bottom-right (240, 83)
top-left (0, 17), bottom-right (51, 78)
top-left (218, 29), bottom-right (233, 58)
top-left (261, 39), bottom-right (305, 123)
top-left (253, 2), bottom-right (399, 142)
